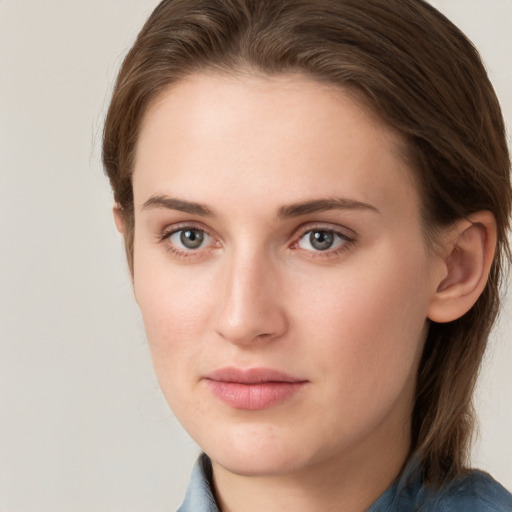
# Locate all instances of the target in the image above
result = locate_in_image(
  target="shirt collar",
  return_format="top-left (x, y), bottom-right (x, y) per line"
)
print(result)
top-left (177, 454), bottom-right (219, 512)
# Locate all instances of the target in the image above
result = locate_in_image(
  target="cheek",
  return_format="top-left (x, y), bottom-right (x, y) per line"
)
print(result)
top-left (293, 245), bottom-right (431, 417)
top-left (132, 250), bottom-right (216, 392)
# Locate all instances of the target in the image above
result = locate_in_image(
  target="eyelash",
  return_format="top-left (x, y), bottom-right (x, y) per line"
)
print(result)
top-left (158, 223), bottom-right (356, 259)
top-left (292, 225), bottom-right (356, 258)
top-left (159, 223), bottom-right (217, 257)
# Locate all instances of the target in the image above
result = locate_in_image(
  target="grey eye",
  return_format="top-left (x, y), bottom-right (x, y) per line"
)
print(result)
top-left (168, 228), bottom-right (210, 250)
top-left (297, 229), bottom-right (347, 252)
top-left (179, 229), bottom-right (205, 249)
top-left (309, 230), bottom-right (334, 251)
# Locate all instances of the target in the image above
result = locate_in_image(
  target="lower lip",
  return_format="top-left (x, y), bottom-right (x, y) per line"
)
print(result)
top-left (205, 380), bottom-right (306, 410)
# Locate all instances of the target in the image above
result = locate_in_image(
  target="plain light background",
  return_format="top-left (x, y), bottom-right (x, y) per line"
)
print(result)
top-left (0, 1), bottom-right (510, 511)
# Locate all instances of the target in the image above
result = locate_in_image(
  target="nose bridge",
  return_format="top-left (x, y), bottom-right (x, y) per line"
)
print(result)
top-left (215, 243), bottom-right (287, 345)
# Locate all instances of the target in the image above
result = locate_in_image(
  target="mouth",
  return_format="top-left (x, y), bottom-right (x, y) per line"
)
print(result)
top-left (203, 367), bottom-right (308, 410)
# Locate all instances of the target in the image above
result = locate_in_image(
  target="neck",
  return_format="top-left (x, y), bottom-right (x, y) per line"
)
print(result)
top-left (211, 419), bottom-right (411, 512)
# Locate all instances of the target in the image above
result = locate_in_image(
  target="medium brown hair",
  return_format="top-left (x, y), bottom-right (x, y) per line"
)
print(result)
top-left (103, 0), bottom-right (511, 485)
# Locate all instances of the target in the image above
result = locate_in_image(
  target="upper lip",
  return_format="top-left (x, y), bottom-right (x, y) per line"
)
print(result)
top-left (204, 367), bottom-right (307, 384)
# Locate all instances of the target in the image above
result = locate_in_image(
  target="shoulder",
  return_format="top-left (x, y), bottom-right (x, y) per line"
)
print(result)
top-left (421, 470), bottom-right (512, 512)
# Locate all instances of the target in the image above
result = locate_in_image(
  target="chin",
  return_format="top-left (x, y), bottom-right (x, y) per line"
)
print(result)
top-left (201, 424), bottom-right (322, 477)
top-left (210, 448), bottom-right (306, 477)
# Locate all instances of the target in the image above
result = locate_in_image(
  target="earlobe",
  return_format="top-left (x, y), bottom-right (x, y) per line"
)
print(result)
top-left (427, 211), bottom-right (497, 323)
top-left (113, 205), bottom-right (126, 235)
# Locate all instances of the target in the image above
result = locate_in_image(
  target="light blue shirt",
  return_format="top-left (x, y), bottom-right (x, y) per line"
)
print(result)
top-left (178, 454), bottom-right (512, 511)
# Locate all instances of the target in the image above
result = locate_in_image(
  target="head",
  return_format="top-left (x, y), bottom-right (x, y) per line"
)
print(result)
top-left (103, 0), bottom-right (511, 485)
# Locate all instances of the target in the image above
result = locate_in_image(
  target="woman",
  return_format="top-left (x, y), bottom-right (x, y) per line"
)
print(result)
top-left (102, 0), bottom-right (512, 510)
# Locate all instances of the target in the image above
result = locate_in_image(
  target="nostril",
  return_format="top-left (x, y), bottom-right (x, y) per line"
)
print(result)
top-left (213, 261), bottom-right (288, 345)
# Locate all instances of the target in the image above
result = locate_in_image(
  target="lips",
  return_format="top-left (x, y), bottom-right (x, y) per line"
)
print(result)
top-left (203, 367), bottom-right (308, 410)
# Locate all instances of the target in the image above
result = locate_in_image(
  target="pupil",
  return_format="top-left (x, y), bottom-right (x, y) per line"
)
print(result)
top-left (310, 231), bottom-right (333, 251)
top-left (181, 229), bottom-right (204, 249)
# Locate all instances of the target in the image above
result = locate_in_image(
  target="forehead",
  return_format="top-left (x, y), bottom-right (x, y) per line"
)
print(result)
top-left (133, 72), bottom-right (419, 218)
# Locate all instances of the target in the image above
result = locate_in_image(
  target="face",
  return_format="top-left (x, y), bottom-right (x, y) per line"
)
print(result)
top-left (130, 73), bottom-right (442, 478)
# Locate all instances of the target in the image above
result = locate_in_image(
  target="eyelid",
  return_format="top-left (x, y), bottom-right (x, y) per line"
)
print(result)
top-left (160, 221), bottom-right (216, 240)
top-left (292, 222), bottom-right (356, 241)
top-left (290, 222), bottom-right (357, 254)
top-left (159, 222), bottom-right (221, 255)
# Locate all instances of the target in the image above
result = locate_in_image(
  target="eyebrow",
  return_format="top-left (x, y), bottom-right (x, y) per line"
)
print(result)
top-left (141, 194), bottom-right (378, 218)
top-left (277, 198), bottom-right (379, 218)
top-left (142, 195), bottom-right (215, 216)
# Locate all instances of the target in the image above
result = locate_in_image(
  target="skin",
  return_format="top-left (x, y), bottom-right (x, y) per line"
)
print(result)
top-left (121, 72), bottom-right (494, 512)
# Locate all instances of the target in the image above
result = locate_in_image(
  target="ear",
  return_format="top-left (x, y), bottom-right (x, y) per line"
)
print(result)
top-left (113, 205), bottom-right (126, 235)
top-left (427, 211), bottom-right (497, 323)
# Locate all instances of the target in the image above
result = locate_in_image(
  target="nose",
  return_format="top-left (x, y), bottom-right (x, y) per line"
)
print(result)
top-left (214, 250), bottom-right (288, 346)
